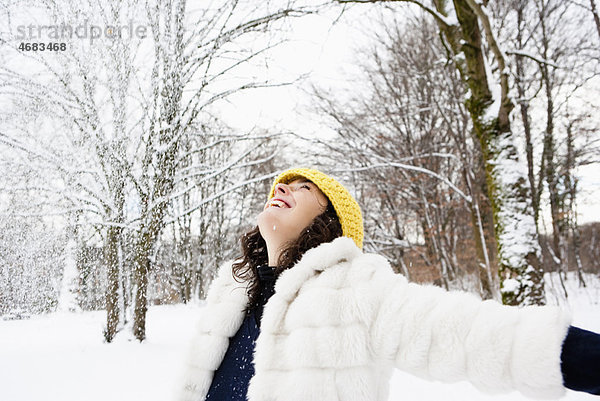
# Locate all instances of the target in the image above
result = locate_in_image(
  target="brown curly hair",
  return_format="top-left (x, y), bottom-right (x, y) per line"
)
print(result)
top-left (232, 201), bottom-right (342, 310)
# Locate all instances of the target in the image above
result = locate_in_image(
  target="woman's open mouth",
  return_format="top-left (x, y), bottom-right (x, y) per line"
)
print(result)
top-left (269, 198), bottom-right (290, 208)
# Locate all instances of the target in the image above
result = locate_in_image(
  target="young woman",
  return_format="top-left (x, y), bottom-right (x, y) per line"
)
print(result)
top-left (177, 167), bottom-right (600, 401)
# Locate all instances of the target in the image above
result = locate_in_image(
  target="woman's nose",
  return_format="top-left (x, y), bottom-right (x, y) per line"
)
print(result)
top-left (274, 183), bottom-right (288, 195)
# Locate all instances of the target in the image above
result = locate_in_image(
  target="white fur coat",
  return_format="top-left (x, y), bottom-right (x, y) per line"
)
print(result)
top-left (177, 237), bottom-right (571, 401)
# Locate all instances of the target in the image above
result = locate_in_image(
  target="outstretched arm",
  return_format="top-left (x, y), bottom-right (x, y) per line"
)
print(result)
top-left (369, 269), bottom-right (572, 398)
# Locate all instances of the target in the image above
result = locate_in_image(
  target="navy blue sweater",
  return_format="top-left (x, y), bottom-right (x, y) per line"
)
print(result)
top-left (205, 265), bottom-right (276, 401)
top-left (205, 266), bottom-right (600, 399)
top-left (561, 326), bottom-right (600, 395)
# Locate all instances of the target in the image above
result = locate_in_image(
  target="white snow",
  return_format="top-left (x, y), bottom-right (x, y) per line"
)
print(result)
top-left (0, 304), bottom-right (201, 401)
top-left (501, 277), bottom-right (521, 294)
top-left (1, 275), bottom-right (599, 401)
top-left (482, 51), bottom-right (502, 124)
top-left (491, 131), bottom-right (544, 304)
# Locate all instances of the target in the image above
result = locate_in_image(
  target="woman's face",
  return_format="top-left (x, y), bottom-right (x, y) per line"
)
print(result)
top-left (257, 178), bottom-right (329, 245)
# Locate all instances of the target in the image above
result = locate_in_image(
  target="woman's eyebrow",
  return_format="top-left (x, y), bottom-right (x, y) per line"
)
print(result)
top-left (290, 178), bottom-right (312, 185)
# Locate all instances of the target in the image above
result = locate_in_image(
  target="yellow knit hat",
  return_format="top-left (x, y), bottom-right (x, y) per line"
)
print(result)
top-left (268, 168), bottom-right (364, 249)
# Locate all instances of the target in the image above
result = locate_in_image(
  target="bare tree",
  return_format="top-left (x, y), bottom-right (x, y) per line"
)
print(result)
top-left (497, 0), bottom-right (599, 293)
top-left (312, 13), bottom-right (497, 296)
top-left (0, 0), bottom-right (317, 341)
top-left (126, 0), bottom-right (320, 341)
top-left (0, 0), bottom-right (139, 339)
top-left (334, 0), bottom-right (547, 305)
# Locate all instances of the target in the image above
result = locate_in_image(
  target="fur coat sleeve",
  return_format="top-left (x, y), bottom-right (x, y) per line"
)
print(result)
top-left (367, 264), bottom-right (572, 398)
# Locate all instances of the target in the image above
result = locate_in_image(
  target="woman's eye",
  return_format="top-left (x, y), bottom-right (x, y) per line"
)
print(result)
top-left (300, 184), bottom-right (310, 190)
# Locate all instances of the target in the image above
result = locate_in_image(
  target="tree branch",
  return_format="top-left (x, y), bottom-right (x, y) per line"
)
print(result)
top-left (335, 0), bottom-right (455, 28)
top-left (506, 49), bottom-right (562, 69)
top-left (333, 162), bottom-right (472, 202)
top-left (464, 0), bottom-right (512, 115)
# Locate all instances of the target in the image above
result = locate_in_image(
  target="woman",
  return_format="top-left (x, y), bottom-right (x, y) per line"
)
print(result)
top-left (177, 167), bottom-right (600, 401)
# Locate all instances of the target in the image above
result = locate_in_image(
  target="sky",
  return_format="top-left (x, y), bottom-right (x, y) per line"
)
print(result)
top-left (214, 5), bottom-right (371, 138)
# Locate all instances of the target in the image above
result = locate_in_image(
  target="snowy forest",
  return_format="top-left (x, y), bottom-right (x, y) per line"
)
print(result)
top-left (1, 0), bottom-right (600, 349)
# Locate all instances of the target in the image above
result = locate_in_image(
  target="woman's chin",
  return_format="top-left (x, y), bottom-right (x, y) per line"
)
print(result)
top-left (259, 214), bottom-right (296, 240)
top-left (257, 212), bottom-right (277, 232)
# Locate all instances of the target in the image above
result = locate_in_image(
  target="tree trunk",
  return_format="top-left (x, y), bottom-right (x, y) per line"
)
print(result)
top-left (464, 159), bottom-right (499, 300)
top-left (105, 225), bottom-right (122, 342)
top-left (452, 0), bottom-right (545, 305)
top-left (513, 2), bottom-right (541, 227)
top-left (565, 121), bottom-right (586, 287)
top-left (133, 179), bottom-right (175, 340)
top-left (132, 229), bottom-right (152, 341)
top-left (132, 0), bottom-right (185, 341)
top-left (538, 2), bottom-right (569, 297)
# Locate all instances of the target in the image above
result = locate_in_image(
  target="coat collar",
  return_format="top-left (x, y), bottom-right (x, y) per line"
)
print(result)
top-left (272, 236), bottom-right (362, 302)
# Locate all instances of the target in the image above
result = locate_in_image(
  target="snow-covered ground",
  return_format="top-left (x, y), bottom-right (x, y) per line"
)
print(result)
top-left (1, 274), bottom-right (599, 401)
